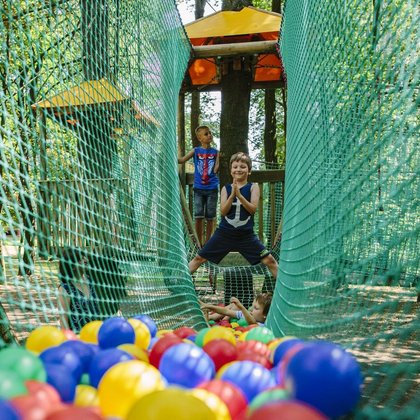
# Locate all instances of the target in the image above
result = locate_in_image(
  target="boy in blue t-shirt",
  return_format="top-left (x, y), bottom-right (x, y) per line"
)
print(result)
top-left (178, 125), bottom-right (219, 246)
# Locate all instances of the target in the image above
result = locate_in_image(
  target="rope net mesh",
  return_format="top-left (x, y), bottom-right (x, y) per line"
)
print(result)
top-left (0, 0), bottom-right (418, 417)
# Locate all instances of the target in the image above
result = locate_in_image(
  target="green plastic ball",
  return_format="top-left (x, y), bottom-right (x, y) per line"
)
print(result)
top-left (0, 347), bottom-right (46, 382)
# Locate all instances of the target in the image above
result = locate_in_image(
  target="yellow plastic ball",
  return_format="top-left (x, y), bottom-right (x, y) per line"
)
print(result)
top-left (202, 327), bottom-right (236, 346)
top-left (126, 388), bottom-right (215, 420)
top-left (26, 326), bottom-right (66, 353)
top-left (79, 320), bottom-right (103, 344)
top-left (75, 384), bottom-right (99, 407)
top-left (98, 360), bottom-right (165, 419)
top-left (191, 388), bottom-right (230, 420)
top-left (118, 344), bottom-right (149, 363)
top-left (128, 319), bottom-right (151, 350)
top-left (237, 331), bottom-right (248, 342)
top-left (230, 322), bottom-right (239, 328)
top-left (156, 329), bottom-right (173, 338)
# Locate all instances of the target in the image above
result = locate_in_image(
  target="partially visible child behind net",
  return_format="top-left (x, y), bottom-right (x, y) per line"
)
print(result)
top-left (200, 292), bottom-right (273, 326)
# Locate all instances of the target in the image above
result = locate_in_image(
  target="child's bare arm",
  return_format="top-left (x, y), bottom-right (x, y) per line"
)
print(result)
top-left (220, 186), bottom-right (235, 216)
top-left (230, 297), bottom-right (257, 325)
top-left (201, 302), bottom-right (237, 318)
top-left (178, 149), bottom-right (195, 164)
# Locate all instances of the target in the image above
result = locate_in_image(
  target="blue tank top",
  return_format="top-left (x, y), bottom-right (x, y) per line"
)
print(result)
top-left (61, 280), bottom-right (98, 332)
top-left (219, 183), bottom-right (254, 231)
top-left (193, 147), bottom-right (219, 190)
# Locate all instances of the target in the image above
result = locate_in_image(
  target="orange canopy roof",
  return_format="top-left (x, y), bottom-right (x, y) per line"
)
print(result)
top-left (182, 7), bottom-right (283, 91)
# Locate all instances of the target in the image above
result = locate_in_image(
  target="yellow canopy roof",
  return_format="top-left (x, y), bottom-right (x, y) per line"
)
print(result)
top-left (32, 78), bottom-right (126, 109)
top-left (185, 7), bottom-right (281, 40)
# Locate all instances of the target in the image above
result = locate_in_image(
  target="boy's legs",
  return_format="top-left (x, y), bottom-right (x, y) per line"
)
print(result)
top-left (195, 218), bottom-right (204, 246)
top-left (194, 189), bottom-right (206, 246)
top-left (189, 255), bottom-right (207, 274)
top-left (261, 254), bottom-right (278, 280)
top-left (203, 189), bottom-right (218, 245)
top-left (205, 218), bottom-right (215, 243)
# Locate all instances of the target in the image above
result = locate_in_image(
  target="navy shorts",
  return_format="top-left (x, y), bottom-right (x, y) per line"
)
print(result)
top-left (198, 228), bottom-right (271, 265)
top-left (194, 188), bottom-right (218, 219)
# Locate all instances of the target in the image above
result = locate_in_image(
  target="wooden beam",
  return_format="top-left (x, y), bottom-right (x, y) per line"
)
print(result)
top-left (186, 169), bottom-right (284, 185)
top-left (192, 40), bottom-right (278, 58)
top-left (181, 79), bottom-right (285, 93)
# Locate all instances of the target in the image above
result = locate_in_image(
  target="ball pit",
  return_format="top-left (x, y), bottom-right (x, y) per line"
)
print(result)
top-left (0, 313), bottom-right (363, 420)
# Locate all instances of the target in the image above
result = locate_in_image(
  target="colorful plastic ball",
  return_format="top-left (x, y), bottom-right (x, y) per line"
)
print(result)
top-left (159, 343), bottom-right (215, 388)
top-left (248, 387), bottom-right (289, 412)
top-left (219, 361), bottom-right (276, 402)
top-left (197, 379), bottom-right (248, 419)
top-left (97, 317), bottom-right (135, 349)
top-left (26, 327), bottom-right (67, 354)
top-left (79, 321), bottom-right (102, 344)
top-left (117, 344), bottom-right (149, 363)
top-left (191, 388), bottom-right (230, 420)
top-left (0, 369), bottom-right (27, 399)
top-left (43, 362), bottom-right (77, 403)
top-left (26, 380), bottom-right (61, 411)
top-left (61, 329), bottom-right (78, 340)
top-left (0, 347), bottom-right (46, 382)
top-left (46, 406), bottom-right (103, 420)
top-left (88, 348), bottom-right (134, 388)
top-left (173, 326), bottom-right (197, 339)
top-left (194, 327), bottom-right (211, 347)
top-left (74, 385), bottom-right (99, 407)
top-left (148, 336), bottom-right (160, 350)
top-left (10, 394), bottom-right (53, 420)
top-left (127, 318), bottom-right (151, 350)
top-left (149, 334), bottom-right (183, 368)
top-left (98, 360), bottom-right (165, 419)
top-left (268, 336), bottom-right (296, 352)
top-left (40, 346), bottom-right (83, 383)
top-left (248, 400), bottom-right (327, 420)
top-left (245, 326), bottom-right (275, 344)
top-left (0, 398), bottom-right (20, 420)
top-left (271, 338), bottom-right (304, 366)
top-left (237, 340), bottom-right (271, 359)
top-left (203, 326), bottom-right (236, 346)
top-left (237, 318), bottom-right (248, 326)
top-left (285, 341), bottom-right (363, 418)
top-left (132, 314), bottom-right (157, 338)
top-left (155, 329), bottom-right (173, 338)
top-left (202, 339), bottom-right (238, 371)
top-left (58, 340), bottom-right (96, 373)
top-left (126, 388), bottom-right (214, 420)
top-left (237, 350), bottom-right (272, 369)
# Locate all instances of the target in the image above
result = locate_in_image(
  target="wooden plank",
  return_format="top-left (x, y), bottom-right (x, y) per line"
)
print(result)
top-left (192, 40), bottom-right (278, 58)
top-left (258, 182), bottom-right (264, 241)
top-left (270, 182), bottom-right (276, 246)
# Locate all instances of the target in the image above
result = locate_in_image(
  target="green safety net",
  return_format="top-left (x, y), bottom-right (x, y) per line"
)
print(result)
top-left (270, 0), bottom-right (419, 418)
top-left (0, 0), bottom-right (418, 417)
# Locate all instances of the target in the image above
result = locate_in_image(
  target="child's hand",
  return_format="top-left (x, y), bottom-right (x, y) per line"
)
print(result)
top-left (230, 297), bottom-right (240, 306)
top-left (232, 180), bottom-right (240, 197)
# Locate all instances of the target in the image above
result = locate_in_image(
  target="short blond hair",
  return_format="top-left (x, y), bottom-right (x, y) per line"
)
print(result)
top-left (230, 152), bottom-right (252, 171)
top-left (195, 125), bottom-right (210, 136)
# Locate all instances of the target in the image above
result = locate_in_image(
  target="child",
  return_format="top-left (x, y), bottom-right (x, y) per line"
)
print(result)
top-left (201, 293), bottom-right (273, 326)
top-left (189, 152), bottom-right (278, 282)
top-left (57, 248), bottom-right (99, 332)
top-left (178, 125), bottom-right (219, 246)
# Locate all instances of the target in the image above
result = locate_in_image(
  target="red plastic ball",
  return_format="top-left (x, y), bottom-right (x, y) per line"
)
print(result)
top-left (173, 327), bottom-right (197, 339)
top-left (236, 350), bottom-right (272, 369)
top-left (247, 401), bottom-right (327, 420)
top-left (202, 339), bottom-right (238, 371)
top-left (237, 340), bottom-right (271, 359)
top-left (197, 379), bottom-right (247, 420)
top-left (46, 406), bottom-right (103, 420)
top-left (10, 394), bottom-right (55, 420)
top-left (26, 380), bottom-right (61, 411)
top-left (148, 334), bottom-right (183, 368)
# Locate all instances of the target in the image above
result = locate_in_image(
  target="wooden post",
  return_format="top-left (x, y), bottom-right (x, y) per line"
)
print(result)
top-left (177, 92), bottom-right (186, 189)
top-left (37, 110), bottom-right (50, 257)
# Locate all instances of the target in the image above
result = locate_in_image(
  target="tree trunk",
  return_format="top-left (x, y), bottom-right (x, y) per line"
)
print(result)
top-left (222, 0), bottom-right (252, 11)
top-left (219, 68), bottom-right (252, 186)
top-left (263, 89), bottom-right (277, 164)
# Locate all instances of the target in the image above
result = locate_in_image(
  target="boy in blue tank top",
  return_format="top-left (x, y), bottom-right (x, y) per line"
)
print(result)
top-left (189, 152), bottom-right (278, 282)
top-left (178, 125), bottom-right (219, 246)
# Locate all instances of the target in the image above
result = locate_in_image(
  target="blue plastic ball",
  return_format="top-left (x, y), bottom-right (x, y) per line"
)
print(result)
top-left (40, 346), bottom-right (83, 382)
top-left (159, 343), bottom-right (215, 388)
top-left (272, 338), bottom-right (304, 366)
top-left (58, 340), bottom-right (95, 373)
top-left (44, 362), bottom-right (77, 402)
top-left (285, 341), bottom-right (363, 418)
top-left (89, 348), bottom-right (134, 388)
top-left (133, 314), bottom-right (158, 338)
top-left (220, 361), bottom-right (276, 402)
top-left (0, 398), bottom-right (20, 420)
top-left (97, 317), bottom-right (135, 349)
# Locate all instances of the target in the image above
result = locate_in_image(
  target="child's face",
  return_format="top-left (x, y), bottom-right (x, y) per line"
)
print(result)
top-left (250, 299), bottom-right (265, 323)
top-left (196, 128), bottom-right (213, 146)
top-left (230, 160), bottom-right (250, 182)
